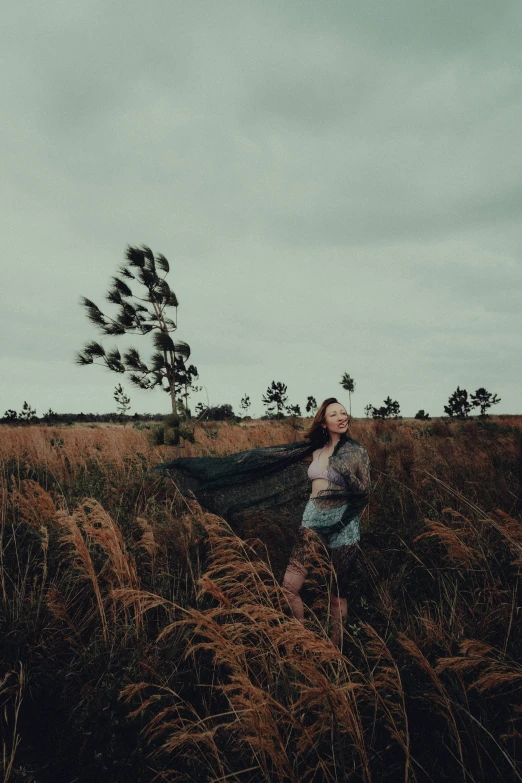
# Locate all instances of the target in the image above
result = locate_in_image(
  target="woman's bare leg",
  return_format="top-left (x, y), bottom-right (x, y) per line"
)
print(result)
top-left (330, 596), bottom-right (348, 648)
top-left (282, 562), bottom-right (308, 622)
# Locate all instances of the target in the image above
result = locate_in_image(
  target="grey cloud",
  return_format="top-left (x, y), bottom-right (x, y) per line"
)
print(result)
top-left (318, 0), bottom-right (521, 58)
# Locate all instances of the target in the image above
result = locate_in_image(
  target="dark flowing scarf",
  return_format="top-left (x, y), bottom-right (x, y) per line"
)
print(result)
top-left (154, 434), bottom-right (370, 529)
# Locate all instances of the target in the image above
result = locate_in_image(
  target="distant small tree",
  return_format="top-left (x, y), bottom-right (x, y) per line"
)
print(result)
top-left (43, 408), bottom-right (59, 424)
top-left (240, 394), bottom-right (251, 417)
top-left (414, 409), bottom-right (430, 420)
top-left (286, 404), bottom-right (302, 417)
top-left (444, 387), bottom-right (472, 419)
top-left (19, 401), bottom-right (37, 422)
top-left (340, 373), bottom-right (355, 416)
top-left (114, 384), bottom-right (131, 418)
top-left (3, 409), bottom-right (18, 422)
top-left (384, 396), bottom-right (400, 419)
top-left (470, 387), bottom-right (501, 417)
top-left (195, 402), bottom-right (206, 417)
top-left (262, 381), bottom-right (288, 417)
top-left (305, 396), bottom-right (317, 416)
top-left (371, 397), bottom-right (401, 419)
top-left (204, 404), bottom-right (235, 421)
top-left (364, 403), bottom-right (373, 418)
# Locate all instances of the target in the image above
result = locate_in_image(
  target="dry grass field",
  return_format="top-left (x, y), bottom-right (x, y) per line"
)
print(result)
top-left (1, 416), bottom-right (521, 782)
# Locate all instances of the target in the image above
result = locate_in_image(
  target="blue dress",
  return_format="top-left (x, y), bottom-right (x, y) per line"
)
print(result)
top-left (301, 498), bottom-right (361, 548)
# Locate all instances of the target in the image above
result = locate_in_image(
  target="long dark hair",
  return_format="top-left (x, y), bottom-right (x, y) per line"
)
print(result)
top-left (304, 397), bottom-right (349, 447)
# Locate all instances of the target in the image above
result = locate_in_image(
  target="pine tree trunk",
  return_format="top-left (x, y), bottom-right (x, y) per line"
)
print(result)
top-left (169, 382), bottom-right (176, 414)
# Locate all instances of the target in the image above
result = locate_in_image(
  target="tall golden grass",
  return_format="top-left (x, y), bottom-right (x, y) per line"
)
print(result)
top-left (0, 416), bottom-right (521, 781)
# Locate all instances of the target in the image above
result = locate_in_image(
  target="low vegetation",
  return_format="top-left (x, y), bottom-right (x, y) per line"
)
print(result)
top-left (1, 417), bottom-right (521, 781)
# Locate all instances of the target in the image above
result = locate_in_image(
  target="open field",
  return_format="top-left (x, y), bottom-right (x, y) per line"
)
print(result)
top-left (1, 417), bottom-right (521, 782)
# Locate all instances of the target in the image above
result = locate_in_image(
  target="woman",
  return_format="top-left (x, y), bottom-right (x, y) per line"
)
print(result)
top-left (282, 398), bottom-right (370, 648)
top-left (154, 397), bottom-right (370, 647)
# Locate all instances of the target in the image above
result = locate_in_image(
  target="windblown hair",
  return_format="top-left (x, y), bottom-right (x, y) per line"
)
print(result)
top-left (304, 397), bottom-right (349, 447)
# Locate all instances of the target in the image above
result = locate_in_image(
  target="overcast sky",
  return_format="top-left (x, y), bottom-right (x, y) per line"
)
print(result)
top-left (1, 0), bottom-right (521, 418)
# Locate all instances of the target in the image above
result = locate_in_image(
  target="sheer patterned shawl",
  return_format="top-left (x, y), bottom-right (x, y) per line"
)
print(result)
top-left (154, 434), bottom-right (371, 527)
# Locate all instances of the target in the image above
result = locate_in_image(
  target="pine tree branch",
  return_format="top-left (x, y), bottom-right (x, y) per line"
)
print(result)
top-left (107, 289), bottom-right (123, 305)
top-left (118, 265), bottom-right (135, 280)
top-left (156, 254), bottom-right (169, 273)
top-left (173, 340), bottom-right (190, 359)
top-left (153, 331), bottom-right (176, 352)
top-left (111, 276), bottom-right (133, 297)
top-left (123, 347), bottom-right (150, 373)
top-left (125, 246), bottom-right (145, 268)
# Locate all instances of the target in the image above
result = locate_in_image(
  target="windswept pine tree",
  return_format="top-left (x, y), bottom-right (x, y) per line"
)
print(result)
top-left (113, 384), bottom-right (131, 416)
top-left (262, 381), bottom-right (288, 417)
top-left (370, 396), bottom-right (401, 419)
top-left (444, 386), bottom-right (473, 419)
top-left (340, 372), bottom-right (355, 416)
top-left (76, 245), bottom-right (196, 414)
top-left (470, 387), bottom-right (501, 417)
top-left (240, 395), bottom-right (251, 417)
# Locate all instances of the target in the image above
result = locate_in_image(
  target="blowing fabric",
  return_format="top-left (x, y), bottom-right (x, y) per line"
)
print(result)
top-left (154, 434), bottom-right (371, 532)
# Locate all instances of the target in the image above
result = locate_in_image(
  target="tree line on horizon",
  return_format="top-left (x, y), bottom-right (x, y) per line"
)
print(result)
top-left (1, 380), bottom-right (502, 426)
top-left (1, 245), bottom-right (503, 425)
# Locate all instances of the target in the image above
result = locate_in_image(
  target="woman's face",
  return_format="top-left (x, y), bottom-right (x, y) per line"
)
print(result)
top-left (322, 403), bottom-right (349, 435)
